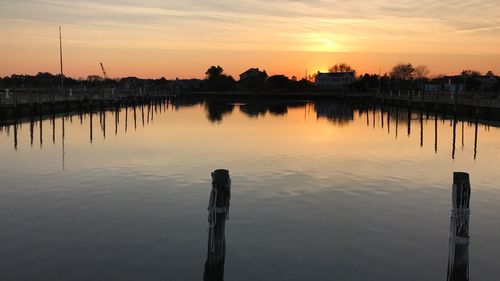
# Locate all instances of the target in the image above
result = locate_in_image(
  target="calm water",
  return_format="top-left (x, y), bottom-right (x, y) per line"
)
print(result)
top-left (1, 98), bottom-right (500, 281)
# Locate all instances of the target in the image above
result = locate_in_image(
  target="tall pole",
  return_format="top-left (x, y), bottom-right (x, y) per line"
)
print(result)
top-left (59, 26), bottom-right (64, 92)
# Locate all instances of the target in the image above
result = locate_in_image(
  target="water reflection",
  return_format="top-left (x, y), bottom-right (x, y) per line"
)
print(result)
top-left (314, 101), bottom-right (353, 124)
top-left (0, 98), bottom-right (495, 163)
top-left (205, 100), bottom-right (235, 123)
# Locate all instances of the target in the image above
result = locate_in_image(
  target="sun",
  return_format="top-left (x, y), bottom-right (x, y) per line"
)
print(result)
top-left (306, 33), bottom-right (341, 52)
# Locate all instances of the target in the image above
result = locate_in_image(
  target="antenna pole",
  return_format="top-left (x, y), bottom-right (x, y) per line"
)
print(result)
top-left (59, 26), bottom-right (64, 92)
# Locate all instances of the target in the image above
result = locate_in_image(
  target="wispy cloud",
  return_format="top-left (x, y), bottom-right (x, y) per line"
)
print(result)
top-left (1, 0), bottom-right (499, 77)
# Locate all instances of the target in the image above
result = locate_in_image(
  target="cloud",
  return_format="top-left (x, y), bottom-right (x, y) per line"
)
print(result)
top-left (0, 0), bottom-right (499, 54)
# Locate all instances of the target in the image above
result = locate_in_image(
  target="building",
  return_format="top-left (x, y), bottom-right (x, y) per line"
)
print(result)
top-left (239, 68), bottom-right (268, 89)
top-left (442, 76), bottom-right (465, 93)
top-left (315, 71), bottom-right (355, 89)
top-left (424, 84), bottom-right (441, 93)
top-left (476, 75), bottom-right (498, 90)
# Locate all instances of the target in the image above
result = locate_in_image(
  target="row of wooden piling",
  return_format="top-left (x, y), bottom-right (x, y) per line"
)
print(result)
top-left (372, 90), bottom-right (497, 119)
top-left (1, 96), bottom-right (173, 151)
top-left (204, 170), bottom-right (471, 281)
top-left (0, 92), bottom-right (173, 125)
top-left (359, 104), bottom-right (483, 160)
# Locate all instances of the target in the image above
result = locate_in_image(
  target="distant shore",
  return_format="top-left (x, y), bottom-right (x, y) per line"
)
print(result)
top-left (1, 89), bottom-right (500, 124)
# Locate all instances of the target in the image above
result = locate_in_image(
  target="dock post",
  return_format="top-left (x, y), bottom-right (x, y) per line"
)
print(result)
top-left (421, 89), bottom-right (425, 108)
top-left (435, 88), bottom-right (440, 110)
top-left (447, 172), bottom-right (471, 281)
top-left (13, 89), bottom-right (17, 116)
top-left (204, 169), bottom-right (231, 281)
top-left (474, 92), bottom-right (479, 116)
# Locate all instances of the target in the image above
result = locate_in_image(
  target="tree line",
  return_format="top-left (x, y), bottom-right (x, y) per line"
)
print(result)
top-left (1, 63), bottom-right (499, 93)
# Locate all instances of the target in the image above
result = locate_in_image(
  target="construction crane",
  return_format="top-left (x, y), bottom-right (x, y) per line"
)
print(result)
top-left (100, 62), bottom-right (108, 80)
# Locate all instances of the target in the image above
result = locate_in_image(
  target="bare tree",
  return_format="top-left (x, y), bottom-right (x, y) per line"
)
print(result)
top-left (414, 65), bottom-right (430, 80)
top-left (390, 63), bottom-right (415, 80)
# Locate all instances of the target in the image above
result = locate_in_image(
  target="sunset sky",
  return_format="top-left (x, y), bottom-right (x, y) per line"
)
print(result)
top-left (1, 0), bottom-right (499, 79)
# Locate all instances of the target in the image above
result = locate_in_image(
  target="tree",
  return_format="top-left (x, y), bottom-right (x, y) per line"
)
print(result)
top-left (267, 75), bottom-right (290, 91)
top-left (329, 63), bottom-right (353, 73)
top-left (414, 65), bottom-right (430, 80)
top-left (390, 63), bottom-right (415, 80)
top-left (205, 66), bottom-right (224, 80)
top-left (87, 75), bottom-right (103, 82)
top-left (204, 66), bottom-right (237, 91)
top-left (461, 69), bottom-right (481, 77)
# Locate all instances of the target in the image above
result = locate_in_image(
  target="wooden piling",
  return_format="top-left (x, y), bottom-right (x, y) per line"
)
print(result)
top-left (452, 115), bottom-right (457, 159)
top-left (447, 172), bottom-right (471, 281)
top-left (474, 92), bottom-right (479, 116)
top-left (435, 88), bottom-right (441, 111)
top-left (204, 169), bottom-right (231, 281)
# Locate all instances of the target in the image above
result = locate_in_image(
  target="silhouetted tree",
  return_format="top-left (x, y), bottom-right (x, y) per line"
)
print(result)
top-left (390, 63), bottom-right (415, 80)
top-left (267, 75), bottom-right (290, 91)
top-left (204, 66), bottom-right (237, 91)
top-left (329, 63), bottom-right (354, 73)
top-left (461, 69), bottom-right (481, 77)
top-left (205, 66), bottom-right (224, 79)
top-left (87, 75), bottom-right (104, 82)
top-left (414, 65), bottom-right (431, 80)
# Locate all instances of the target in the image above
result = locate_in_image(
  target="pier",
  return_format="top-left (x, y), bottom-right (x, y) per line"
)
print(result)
top-left (0, 88), bottom-right (175, 122)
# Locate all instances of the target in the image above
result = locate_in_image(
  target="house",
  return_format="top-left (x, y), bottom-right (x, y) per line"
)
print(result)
top-left (315, 71), bottom-right (355, 89)
top-left (118, 77), bottom-right (141, 90)
top-left (171, 79), bottom-right (203, 91)
top-left (239, 68), bottom-right (268, 89)
top-left (424, 84), bottom-right (441, 93)
top-left (442, 76), bottom-right (465, 93)
top-left (476, 75), bottom-right (498, 90)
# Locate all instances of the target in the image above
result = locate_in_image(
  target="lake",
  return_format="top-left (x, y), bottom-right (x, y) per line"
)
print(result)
top-left (1, 97), bottom-right (499, 281)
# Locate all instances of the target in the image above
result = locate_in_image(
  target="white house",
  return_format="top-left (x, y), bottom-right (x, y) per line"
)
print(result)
top-left (315, 71), bottom-right (355, 89)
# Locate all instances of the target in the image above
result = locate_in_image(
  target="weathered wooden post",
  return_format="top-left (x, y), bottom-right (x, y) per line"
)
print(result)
top-left (395, 106), bottom-right (399, 139)
top-left (452, 116), bottom-right (457, 159)
top-left (474, 92), bottom-right (479, 116)
top-left (473, 119), bottom-right (478, 160)
top-left (89, 109), bottom-right (93, 143)
top-left (434, 112), bottom-right (438, 153)
top-left (12, 89), bottom-right (17, 107)
top-left (13, 116), bottom-right (18, 150)
top-left (419, 110), bottom-right (424, 147)
top-left (204, 169), bottom-right (231, 281)
top-left (447, 172), bottom-right (471, 281)
top-left (39, 114), bottom-right (43, 147)
top-left (133, 105), bottom-right (137, 130)
top-left (114, 107), bottom-right (119, 136)
top-left (421, 89), bottom-right (425, 108)
top-left (30, 113), bottom-right (34, 146)
top-left (52, 112), bottom-right (56, 144)
top-left (125, 105), bottom-right (128, 132)
top-left (435, 88), bottom-right (441, 110)
top-left (407, 107), bottom-right (412, 136)
top-left (102, 110), bottom-right (106, 139)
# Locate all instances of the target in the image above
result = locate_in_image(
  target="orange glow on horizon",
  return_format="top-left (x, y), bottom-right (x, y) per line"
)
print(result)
top-left (1, 1), bottom-right (500, 79)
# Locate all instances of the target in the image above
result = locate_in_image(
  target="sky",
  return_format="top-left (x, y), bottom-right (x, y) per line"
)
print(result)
top-left (0, 0), bottom-right (499, 79)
